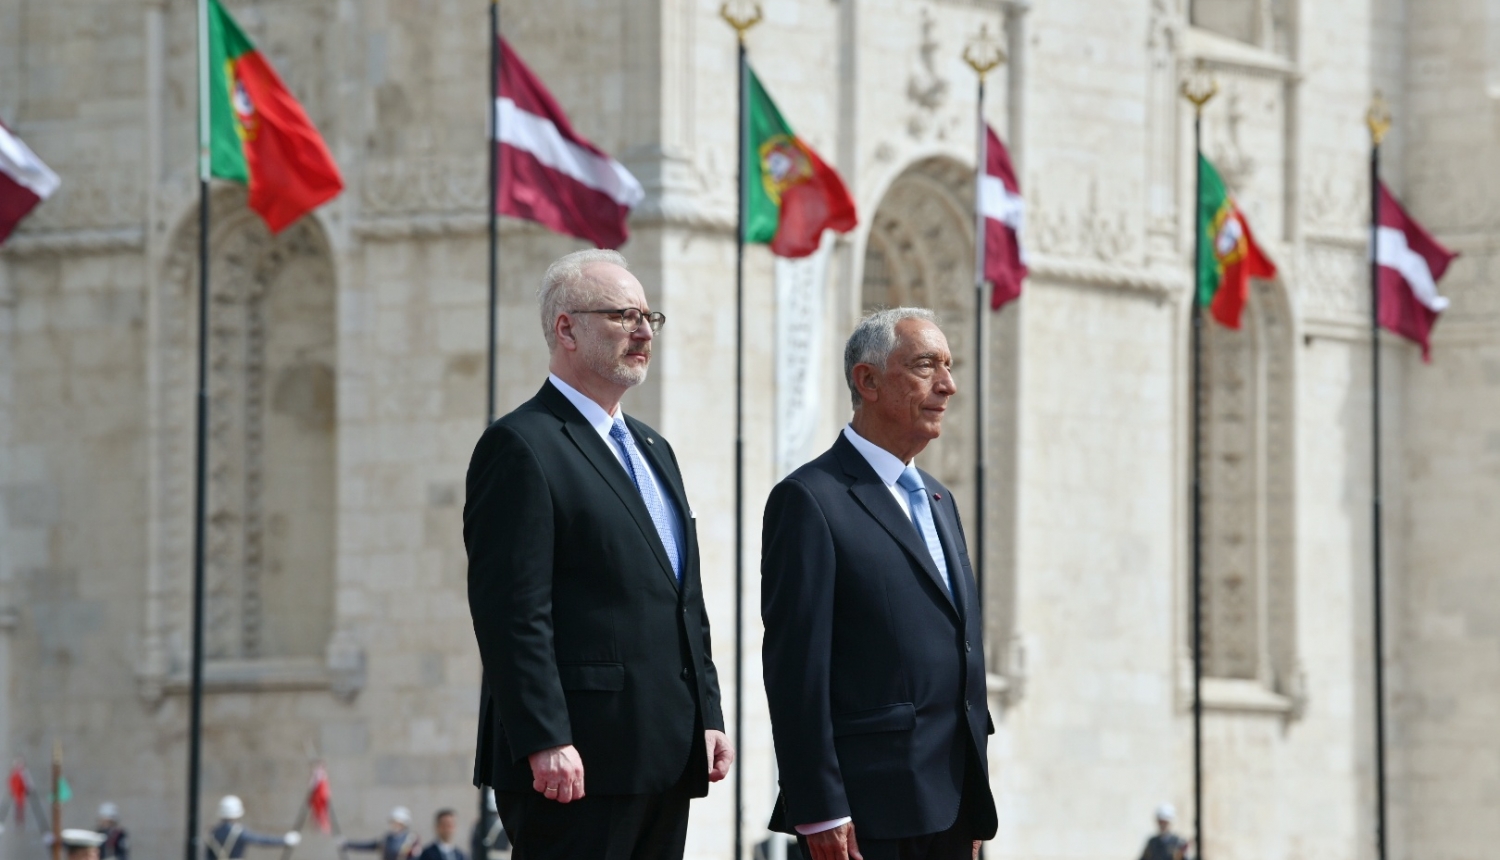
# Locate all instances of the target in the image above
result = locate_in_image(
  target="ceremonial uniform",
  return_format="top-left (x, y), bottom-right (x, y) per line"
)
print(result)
top-left (205, 823), bottom-right (289, 860)
top-left (344, 830), bottom-right (421, 860)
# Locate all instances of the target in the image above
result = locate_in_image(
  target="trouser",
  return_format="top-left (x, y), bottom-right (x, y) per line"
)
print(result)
top-left (496, 735), bottom-right (701, 860)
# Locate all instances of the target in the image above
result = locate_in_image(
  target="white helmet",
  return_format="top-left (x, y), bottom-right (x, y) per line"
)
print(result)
top-left (219, 796), bottom-right (245, 821)
top-left (389, 807), bottom-right (412, 826)
top-left (98, 802), bottom-right (120, 821)
top-left (1156, 803), bottom-right (1176, 822)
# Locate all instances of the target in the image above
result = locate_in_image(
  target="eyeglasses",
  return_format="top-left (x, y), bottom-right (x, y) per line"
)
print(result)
top-left (571, 307), bottom-right (667, 334)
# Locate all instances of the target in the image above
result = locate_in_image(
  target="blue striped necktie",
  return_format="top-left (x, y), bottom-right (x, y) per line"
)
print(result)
top-left (609, 417), bottom-right (681, 581)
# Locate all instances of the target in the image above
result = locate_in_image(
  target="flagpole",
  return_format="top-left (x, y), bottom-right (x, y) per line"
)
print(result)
top-left (720, 6), bottom-right (761, 858)
top-left (1179, 63), bottom-right (1217, 860)
top-left (486, 0), bottom-right (500, 425)
top-left (49, 743), bottom-right (60, 860)
top-left (1366, 92), bottom-right (1392, 860)
top-left (963, 26), bottom-right (1005, 622)
top-left (187, 1), bottom-right (213, 860)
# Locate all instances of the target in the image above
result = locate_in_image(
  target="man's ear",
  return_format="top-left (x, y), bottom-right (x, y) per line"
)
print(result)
top-left (554, 313), bottom-right (578, 351)
top-left (853, 363), bottom-right (879, 403)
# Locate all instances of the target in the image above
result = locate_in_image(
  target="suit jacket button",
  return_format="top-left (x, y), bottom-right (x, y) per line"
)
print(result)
top-left (681, 667), bottom-right (690, 680)
top-left (965, 699), bottom-right (971, 710)
top-left (965, 640), bottom-right (972, 652)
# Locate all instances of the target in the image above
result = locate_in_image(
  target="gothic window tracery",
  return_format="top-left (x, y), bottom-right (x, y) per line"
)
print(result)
top-left (1197, 280), bottom-right (1298, 694)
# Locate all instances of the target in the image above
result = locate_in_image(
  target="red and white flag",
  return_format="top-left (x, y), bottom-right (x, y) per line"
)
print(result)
top-left (0, 121), bottom-right (61, 246)
top-left (496, 38), bottom-right (644, 249)
top-left (979, 124), bottom-right (1026, 310)
top-left (307, 764), bottom-right (332, 834)
top-left (1376, 182), bottom-right (1457, 361)
top-left (7, 762), bottom-right (30, 824)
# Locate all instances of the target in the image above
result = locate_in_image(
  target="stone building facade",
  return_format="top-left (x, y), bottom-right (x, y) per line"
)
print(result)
top-left (1, 1), bottom-right (1496, 859)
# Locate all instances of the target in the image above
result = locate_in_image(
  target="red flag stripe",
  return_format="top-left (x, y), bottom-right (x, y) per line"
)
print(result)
top-left (499, 39), bottom-right (612, 160)
top-left (496, 98), bottom-right (643, 208)
top-left (499, 144), bottom-right (633, 249)
top-left (980, 125), bottom-right (1026, 310)
top-left (0, 122), bottom-right (60, 200)
top-left (0, 171), bottom-right (42, 245)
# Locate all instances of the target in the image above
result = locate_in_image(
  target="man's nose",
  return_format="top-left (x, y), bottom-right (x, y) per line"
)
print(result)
top-left (934, 365), bottom-right (957, 395)
top-left (632, 319), bottom-right (654, 341)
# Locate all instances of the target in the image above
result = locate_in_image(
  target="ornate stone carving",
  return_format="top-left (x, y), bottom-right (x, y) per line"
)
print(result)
top-left (362, 155), bottom-right (490, 216)
top-left (1029, 180), bottom-right (1137, 265)
top-left (904, 9), bottom-right (958, 143)
top-left (18, 168), bottom-right (142, 232)
top-left (1298, 242), bottom-right (1367, 323)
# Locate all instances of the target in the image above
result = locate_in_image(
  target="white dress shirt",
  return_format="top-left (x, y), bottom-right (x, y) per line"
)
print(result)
top-left (793, 424), bottom-right (949, 837)
top-left (548, 373), bottom-right (685, 562)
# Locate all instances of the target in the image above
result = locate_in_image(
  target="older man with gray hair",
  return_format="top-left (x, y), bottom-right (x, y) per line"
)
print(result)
top-left (761, 308), bottom-right (997, 860)
top-left (465, 249), bottom-right (733, 860)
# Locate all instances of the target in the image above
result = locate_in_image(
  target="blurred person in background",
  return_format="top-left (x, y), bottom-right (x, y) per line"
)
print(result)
top-left (205, 795), bottom-right (300, 860)
top-left (342, 807), bottom-right (421, 860)
top-left (96, 802), bottom-right (128, 860)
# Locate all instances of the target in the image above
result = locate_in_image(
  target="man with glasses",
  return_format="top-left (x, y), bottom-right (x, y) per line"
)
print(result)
top-left (465, 249), bottom-right (734, 859)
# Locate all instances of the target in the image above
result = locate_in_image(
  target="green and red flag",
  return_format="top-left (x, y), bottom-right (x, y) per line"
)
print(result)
top-left (206, 0), bottom-right (342, 233)
top-left (1196, 155), bottom-right (1276, 328)
top-left (745, 68), bottom-right (856, 257)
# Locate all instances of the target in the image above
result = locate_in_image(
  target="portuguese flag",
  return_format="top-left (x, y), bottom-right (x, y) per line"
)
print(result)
top-left (207, 0), bottom-right (342, 233)
top-left (745, 68), bottom-right (856, 258)
top-left (1196, 155), bottom-right (1276, 328)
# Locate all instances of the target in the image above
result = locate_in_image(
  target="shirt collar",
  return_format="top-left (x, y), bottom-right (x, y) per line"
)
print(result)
top-left (549, 373), bottom-right (619, 435)
top-left (842, 424), bottom-right (911, 488)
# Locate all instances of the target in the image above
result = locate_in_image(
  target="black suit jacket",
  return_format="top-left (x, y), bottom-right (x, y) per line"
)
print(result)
top-left (761, 434), bottom-right (998, 841)
top-left (466, 381), bottom-right (724, 797)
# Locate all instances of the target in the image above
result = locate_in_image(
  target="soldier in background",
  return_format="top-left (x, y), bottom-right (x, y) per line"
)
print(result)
top-left (1137, 804), bottom-right (1191, 860)
top-left (206, 796), bottom-right (301, 860)
top-left (468, 790), bottom-right (508, 860)
top-left (342, 807), bottom-right (420, 860)
top-left (96, 802), bottom-right (128, 860)
top-left (61, 829), bottom-right (107, 860)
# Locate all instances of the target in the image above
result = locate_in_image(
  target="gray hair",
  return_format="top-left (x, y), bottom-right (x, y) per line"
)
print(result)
top-left (843, 307), bottom-right (938, 409)
top-left (539, 249), bottom-right (629, 349)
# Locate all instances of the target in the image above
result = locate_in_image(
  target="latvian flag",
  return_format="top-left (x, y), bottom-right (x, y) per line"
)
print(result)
top-left (496, 38), bottom-right (644, 249)
top-left (979, 124), bottom-right (1026, 310)
top-left (1375, 182), bottom-right (1457, 361)
top-left (0, 121), bottom-right (60, 246)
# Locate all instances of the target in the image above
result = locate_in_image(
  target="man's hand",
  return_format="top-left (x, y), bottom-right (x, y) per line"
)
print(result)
top-left (528, 744), bottom-right (585, 803)
top-left (804, 822), bottom-right (862, 860)
top-left (706, 730), bottom-right (735, 782)
top-left (972, 839), bottom-right (981, 859)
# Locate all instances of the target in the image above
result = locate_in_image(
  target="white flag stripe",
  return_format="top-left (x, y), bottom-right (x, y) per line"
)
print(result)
top-left (0, 125), bottom-right (61, 200)
top-left (980, 176), bottom-right (1024, 230)
top-left (495, 98), bottom-right (644, 209)
top-left (1376, 225), bottom-right (1451, 313)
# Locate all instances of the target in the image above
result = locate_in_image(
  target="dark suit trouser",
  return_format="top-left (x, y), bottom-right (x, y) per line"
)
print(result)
top-left (795, 743), bottom-right (985, 860)
top-left (495, 733), bottom-right (702, 860)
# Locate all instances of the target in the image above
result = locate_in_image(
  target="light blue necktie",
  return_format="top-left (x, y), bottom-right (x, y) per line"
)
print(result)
top-left (609, 417), bottom-right (682, 581)
top-left (897, 465), bottom-right (951, 597)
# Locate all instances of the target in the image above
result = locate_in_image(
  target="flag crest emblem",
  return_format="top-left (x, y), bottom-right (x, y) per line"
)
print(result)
top-left (759, 136), bottom-right (813, 204)
top-left (228, 72), bottom-right (259, 141)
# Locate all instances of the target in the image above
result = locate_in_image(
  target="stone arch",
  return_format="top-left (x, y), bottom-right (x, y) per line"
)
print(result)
top-left (146, 188), bottom-right (337, 677)
top-left (1197, 275), bottom-right (1299, 694)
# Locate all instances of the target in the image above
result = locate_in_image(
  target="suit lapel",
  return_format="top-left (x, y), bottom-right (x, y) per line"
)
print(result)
top-left (925, 479), bottom-right (969, 618)
top-left (836, 438), bottom-right (960, 619)
top-left (539, 383), bottom-right (679, 589)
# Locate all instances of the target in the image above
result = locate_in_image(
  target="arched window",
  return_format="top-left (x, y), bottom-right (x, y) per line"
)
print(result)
top-left (141, 191), bottom-right (339, 695)
top-left (1197, 278), bottom-right (1299, 698)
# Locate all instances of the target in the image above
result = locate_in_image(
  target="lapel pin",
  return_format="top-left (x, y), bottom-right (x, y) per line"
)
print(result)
top-left (647, 437), bottom-right (654, 444)
top-left (934, 493), bottom-right (942, 500)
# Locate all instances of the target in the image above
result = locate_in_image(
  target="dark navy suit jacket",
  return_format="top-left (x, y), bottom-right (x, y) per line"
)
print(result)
top-left (761, 433), bottom-right (998, 841)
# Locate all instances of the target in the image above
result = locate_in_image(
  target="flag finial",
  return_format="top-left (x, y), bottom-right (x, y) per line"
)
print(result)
top-left (719, 2), bottom-right (762, 43)
top-left (963, 24), bottom-right (1007, 79)
top-left (1179, 59), bottom-right (1218, 114)
top-left (1367, 91), bottom-right (1393, 146)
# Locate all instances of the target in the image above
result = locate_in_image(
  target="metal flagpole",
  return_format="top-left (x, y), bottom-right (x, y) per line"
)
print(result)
top-left (1179, 62), bottom-right (1217, 860)
top-left (963, 25), bottom-right (1005, 619)
top-left (50, 743), bottom-right (60, 860)
top-left (187, 1), bottom-right (213, 859)
top-left (486, 0), bottom-right (501, 425)
top-left (720, 5), bottom-right (761, 858)
top-left (1366, 91), bottom-right (1392, 860)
